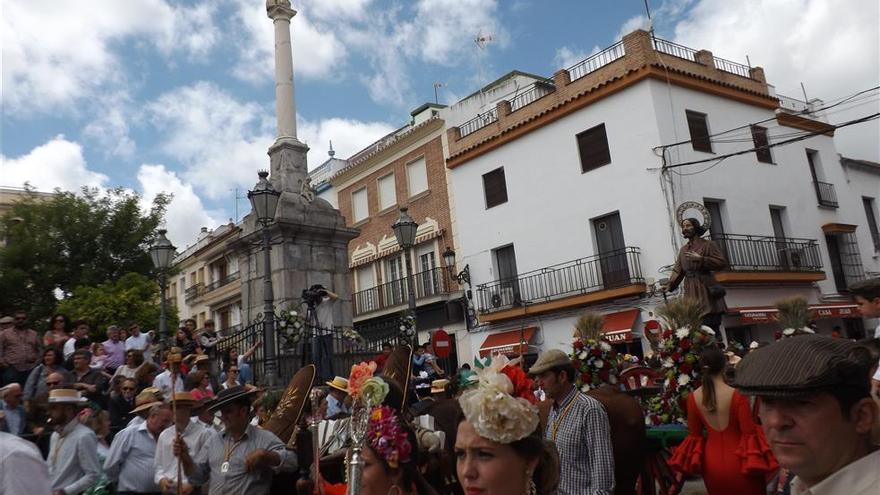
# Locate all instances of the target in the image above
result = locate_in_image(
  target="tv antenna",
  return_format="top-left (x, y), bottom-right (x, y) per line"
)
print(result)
top-left (231, 187), bottom-right (246, 222)
top-left (433, 82), bottom-right (447, 104)
top-left (474, 30), bottom-right (495, 90)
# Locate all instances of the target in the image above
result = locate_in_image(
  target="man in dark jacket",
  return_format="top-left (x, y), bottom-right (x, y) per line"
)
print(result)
top-left (108, 377), bottom-right (137, 434)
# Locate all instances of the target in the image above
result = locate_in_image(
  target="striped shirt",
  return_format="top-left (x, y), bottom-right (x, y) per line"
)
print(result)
top-left (104, 420), bottom-right (162, 493)
top-left (49, 420), bottom-right (101, 495)
top-left (0, 327), bottom-right (41, 371)
top-left (545, 386), bottom-right (615, 495)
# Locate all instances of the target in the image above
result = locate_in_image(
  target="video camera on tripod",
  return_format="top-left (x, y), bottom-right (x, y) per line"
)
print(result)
top-left (302, 284), bottom-right (329, 307)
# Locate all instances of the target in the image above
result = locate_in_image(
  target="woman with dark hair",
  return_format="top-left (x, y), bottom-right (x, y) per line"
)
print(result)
top-left (175, 326), bottom-right (198, 358)
top-left (669, 347), bottom-right (777, 494)
top-left (23, 347), bottom-right (72, 404)
top-left (188, 370), bottom-right (215, 401)
top-left (112, 349), bottom-right (144, 380)
top-left (43, 313), bottom-right (71, 348)
top-left (455, 356), bottom-right (560, 495)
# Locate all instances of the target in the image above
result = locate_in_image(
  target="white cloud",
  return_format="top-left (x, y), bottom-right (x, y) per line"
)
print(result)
top-left (298, 117), bottom-right (396, 166)
top-left (146, 82), bottom-right (275, 200)
top-left (615, 14), bottom-right (650, 41)
top-left (0, 136), bottom-right (109, 191)
top-left (411, 0), bottom-right (504, 65)
top-left (298, 0), bottom-right (374, 22)
top-left (670, 0), bottom-right (880, 160)
top-left (1, 0), bottom-right (218, 116)
top-left (136, 164), bottom-right (225, 247)
top-left (231, 0), bottom-right (347, 84)
top-left (83, 92), bottom-right (137, 159)
top-left (553, 45), bottom-right (599, 70)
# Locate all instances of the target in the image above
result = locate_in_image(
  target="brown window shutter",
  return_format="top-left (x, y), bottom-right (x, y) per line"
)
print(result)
top-left (751, 125), bottom-right (773, 163)
top-left (576, 123), bottom-right (612, 173)
top-left (483, 167), bottom-right (508, 209)
top-left (686, 110), bottom-right (712, 153)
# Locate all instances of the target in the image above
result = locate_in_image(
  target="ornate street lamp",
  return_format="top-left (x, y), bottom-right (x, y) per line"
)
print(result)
top-left (442, 246), bottom-right (475, 331)
top-left (248, 170), bottom-right (281, 386)
top-left (392, 207), bottom-right (419, 347)
top-left (150, 229), bottom-right (176, 355)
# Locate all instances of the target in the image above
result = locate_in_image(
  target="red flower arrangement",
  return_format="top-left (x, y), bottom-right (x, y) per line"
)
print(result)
top-left (500, 362), bottom-right (537, 404)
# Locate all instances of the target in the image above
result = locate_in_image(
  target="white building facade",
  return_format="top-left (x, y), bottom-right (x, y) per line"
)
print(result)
top-left (444, 30), bottom-right (880, 363)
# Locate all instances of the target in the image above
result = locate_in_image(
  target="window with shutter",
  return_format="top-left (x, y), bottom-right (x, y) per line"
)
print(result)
top-left (686, 110), bottom-right (712, 153)
top-left (352, 187), bottom-right (368, 222)
top-left (751, 125), bottom-right (773, 163)
top-left (483, 167), bottom-right (508, 209)
top-left (576, 123), bottom-right (612, 173)
top-left (377, 174), bottom-right (396, 210)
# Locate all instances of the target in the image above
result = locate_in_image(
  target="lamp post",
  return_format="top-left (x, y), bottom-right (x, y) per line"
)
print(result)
top-left (150, 229), bottom-right (176, 356)
top-left (442, 247), bottom-right (474, 330)
top-left (248, 171), bottom-right (281, 387)
top-left (392, 207), bottom-right (419, 347)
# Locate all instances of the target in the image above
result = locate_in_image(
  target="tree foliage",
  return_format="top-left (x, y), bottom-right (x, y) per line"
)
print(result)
top-left (56, 272), bottom-right (178, 340)
top-left (0, 187), bottom-right (171, 328)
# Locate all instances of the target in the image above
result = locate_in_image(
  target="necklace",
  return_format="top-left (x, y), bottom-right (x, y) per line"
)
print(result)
top-left (550, 394), bottom-right (578, 441)
top-left (221, 436), bottom-right (245, 474)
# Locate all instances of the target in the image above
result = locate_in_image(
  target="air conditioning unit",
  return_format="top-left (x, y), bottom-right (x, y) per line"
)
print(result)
top-left (779, 248), bottom-right (804, 268)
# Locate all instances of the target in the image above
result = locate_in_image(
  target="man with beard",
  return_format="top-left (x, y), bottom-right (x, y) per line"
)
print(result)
top-left (735, 335), bottom-right (878, 494)
top-left (46, 389), bottom-right (101, 495)
top-left (0, 310), bottom-right (42, 386)
top-left (663, 217), bottom-right (728, 331)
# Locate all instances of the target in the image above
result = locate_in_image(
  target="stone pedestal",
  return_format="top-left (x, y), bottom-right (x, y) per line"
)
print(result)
top-left (234, 142), bottom-right (359, 328)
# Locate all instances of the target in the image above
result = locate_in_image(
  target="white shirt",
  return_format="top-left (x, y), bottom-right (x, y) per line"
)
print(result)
top-left (0, 431), bottom-right (52, 495)
top-left (792, 449), bottom-right (880, 495)
top-left (125, 332), bottom-right (149, 352)
top-left (873, 323), bottom-right (880, 381)
top-left (103, 421), bottom-right (161, 493)
top-left (154, 421), bottom-right (211, 488)
top-left (63, 337), bottom-right (77, 359)
top-left (152, 370), bottom-right (185, 400)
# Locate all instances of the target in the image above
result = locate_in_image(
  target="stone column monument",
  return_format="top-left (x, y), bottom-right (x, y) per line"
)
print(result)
top-left (233, 0), bottom-right (358, 331)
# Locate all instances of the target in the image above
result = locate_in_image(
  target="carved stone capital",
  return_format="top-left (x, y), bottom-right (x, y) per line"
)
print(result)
top-left (266, 0), bottom-right (296, 21)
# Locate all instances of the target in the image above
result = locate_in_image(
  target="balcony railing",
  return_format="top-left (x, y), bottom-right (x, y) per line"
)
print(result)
top-left (813, 181), bottom-right (838, 208)
top-left (712, 56), bottom-right (751, 78)
top-left (184, 283), bottom-right (204, 302)
top-left (652, 37), bottom-right (698, 62)
top-left (509, 82), bottom-right (555, 112)
top-left (567, 40), bottom-right (626, 81)
top-left (711, 234), bottom-right (823, 272)
top-left (459, 107), bottom-right (498, 137)
top-left (204, 271), bottom-right (240, 294)
top-left (476, 247), bottom-right (644, 314)
top-left (353, 266), bottom-right (452, 317)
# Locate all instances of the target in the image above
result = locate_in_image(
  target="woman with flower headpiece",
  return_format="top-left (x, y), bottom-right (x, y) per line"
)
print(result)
top-left (455, 355), bottom-right (560, 495)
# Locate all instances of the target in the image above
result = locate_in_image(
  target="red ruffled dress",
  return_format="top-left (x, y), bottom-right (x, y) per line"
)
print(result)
top-left (669, 391), bottom-right (777, 494)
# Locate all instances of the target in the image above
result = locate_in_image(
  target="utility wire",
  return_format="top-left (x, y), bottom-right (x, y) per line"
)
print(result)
top-left (663, 112), bottom-right (880, 170)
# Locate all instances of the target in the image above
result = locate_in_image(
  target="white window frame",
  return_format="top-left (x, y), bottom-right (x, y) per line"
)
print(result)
top-left (352, 187), bottom-right (369, 223)
top-left (377, 173), bottom-right (397, 211)
top-left (406, 156), bottom-right (428, 197)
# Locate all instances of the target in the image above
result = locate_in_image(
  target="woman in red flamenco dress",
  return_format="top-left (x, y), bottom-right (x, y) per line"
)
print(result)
top-left (669, 347), bottom-right (777, 494)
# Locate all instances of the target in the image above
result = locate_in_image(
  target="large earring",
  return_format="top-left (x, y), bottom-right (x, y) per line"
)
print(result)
top-left (386, 485), bottom-right (402, 495)
top-left (526, 469), bottom-right (537, 495)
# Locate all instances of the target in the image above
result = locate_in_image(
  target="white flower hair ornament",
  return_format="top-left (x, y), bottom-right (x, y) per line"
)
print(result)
top-left (457, 355), bottom-right (539, 444)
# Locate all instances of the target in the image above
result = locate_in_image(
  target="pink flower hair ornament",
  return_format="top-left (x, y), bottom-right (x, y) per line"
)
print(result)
top-left (367, 406), bottom-right (413, 469)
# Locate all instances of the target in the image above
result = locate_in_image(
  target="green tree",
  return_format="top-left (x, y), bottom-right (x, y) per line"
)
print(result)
top-left (56, 272), bottom-right (179, 341)
top-left (0, 187), bottom-right (170, 328)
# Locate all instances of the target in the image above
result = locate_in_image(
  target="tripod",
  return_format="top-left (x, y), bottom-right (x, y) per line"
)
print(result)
top-left (300, 299), bottom-right (335, 381)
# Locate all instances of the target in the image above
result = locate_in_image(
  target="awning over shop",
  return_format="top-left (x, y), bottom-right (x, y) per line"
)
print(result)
top-left (734, 303), bottom-right (860, 324)
top-left (479, 327), bottom-right (537, 357)
top-left (602, 309), bottom-right (640, 343)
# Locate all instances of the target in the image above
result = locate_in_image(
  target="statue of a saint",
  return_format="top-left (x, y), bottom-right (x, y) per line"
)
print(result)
top-left (663, 217), bottom-right (728, 330)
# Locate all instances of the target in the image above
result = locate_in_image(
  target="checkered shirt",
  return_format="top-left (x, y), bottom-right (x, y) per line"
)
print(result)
top-left (545, 386), bottom-right (615, 495)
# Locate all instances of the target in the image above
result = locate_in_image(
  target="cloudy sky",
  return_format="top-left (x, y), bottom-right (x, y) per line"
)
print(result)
top-left (2, 0), bottom-right (878, 247)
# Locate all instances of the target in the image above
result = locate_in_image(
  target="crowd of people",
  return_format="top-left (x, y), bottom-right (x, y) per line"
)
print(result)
top-left (0, 277), bottom-right (878, 495)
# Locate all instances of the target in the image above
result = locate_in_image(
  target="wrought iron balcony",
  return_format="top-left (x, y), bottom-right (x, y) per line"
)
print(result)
top-left (353, 266), bottom-right (452, 317)
top-left (204, 271), bottom-right (240, 294)
top-left (813, 181), bottom-right (838, 208)
top-left (476, 247), bottom-right (644, 314)
top-left (711, 234), bottom-right (823, 272)
top-left (184, 283), bottom-right (204, 302)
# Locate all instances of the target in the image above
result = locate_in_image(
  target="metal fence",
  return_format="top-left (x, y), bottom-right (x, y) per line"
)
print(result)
top-left (459, 107), bottom-right (499, 137)
top-left (567, 40), bottom-right (626, 81)
top-left (353, 266), bottom-right (451, 316)
top-left (204, 271), bottom-right (240, 293)
top-left (509, 82), bottom-right (555, 112)
top-left (652, 37), bottom-right (698, 61)
top-left (712, 56), bottom-right (751, 78)
top-left (710, 233), bottom-right (823, 272)
top-left (475, 247), bottom-right (643, 314)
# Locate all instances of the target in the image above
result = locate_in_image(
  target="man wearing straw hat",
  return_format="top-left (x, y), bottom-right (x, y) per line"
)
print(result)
top-left (154, 349), bottom-right (185, 400)
top-left (155, 391), bottom-right (211, 495)
top-left (46, 388), bottom-right (102, 495)
top-left (128, 387), bottom-right (165, 428)
top-left (104, 401), bottom-right (172, 494)
top-left (174, 385), bottom-right (296, 495)
top-left (324, 376), bottom-right (351, 419)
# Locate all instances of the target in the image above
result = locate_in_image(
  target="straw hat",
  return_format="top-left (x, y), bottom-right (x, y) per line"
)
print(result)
top-left (430, 379), bottom-right (450, 394)
top-left (169, 391), bottom-right (199, 408)
top-left (207, 385), bottom-right (260, 412)
top-left (131, 389), bottom-right (164, 414)
top-left (0, 316), bottom-right (14, 324)
top-left (193, 354), bottom-right (209, 365)
top-left (47, 389), bottom-right (88, 405)
top-left (325, 376), bottom-right (349, 393)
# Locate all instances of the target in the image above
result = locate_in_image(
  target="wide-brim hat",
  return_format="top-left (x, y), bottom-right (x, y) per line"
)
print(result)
top-left (131, 388), bottom-right (165, 414)
top-left (325, 376), bottom-right (349, 393)
top-left (528, 349), bottom-right (571, 375)
top-left (193, 354), bottom-right (209, 365)
top-left (48, 389), bottom-right (88, 405)
top-left (430, 379), bottom-right (450, 394)
top-left (380, 344), bottom-right (413, 411)
top-left (0, 316), bottom-right (15, 324)
top-left (262, 364), bottom-right (316, 444)
top-left (169, 391), bottom-right (199, 408)
top-left (208, 385), bottom-right (260, 412)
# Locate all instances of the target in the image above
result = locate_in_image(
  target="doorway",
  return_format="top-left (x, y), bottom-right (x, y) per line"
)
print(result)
top-left (592, 212), bottom-right (630, 288)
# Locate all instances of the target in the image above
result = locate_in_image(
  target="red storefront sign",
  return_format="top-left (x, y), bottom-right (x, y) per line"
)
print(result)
top-left (737, 304), bottom-right (859, 324)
